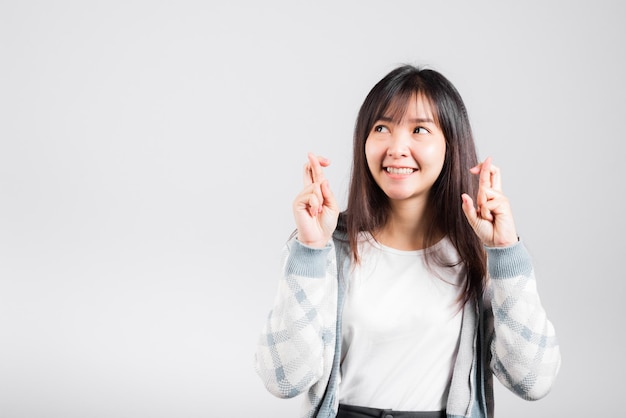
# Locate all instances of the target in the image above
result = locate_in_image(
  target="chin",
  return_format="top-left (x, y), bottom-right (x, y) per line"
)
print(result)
top-left (384, 191), bottom-right (417, 201)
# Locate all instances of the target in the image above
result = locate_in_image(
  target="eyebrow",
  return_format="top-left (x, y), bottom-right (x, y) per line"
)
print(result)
top-left (379, 116), bottom-right (435, 124)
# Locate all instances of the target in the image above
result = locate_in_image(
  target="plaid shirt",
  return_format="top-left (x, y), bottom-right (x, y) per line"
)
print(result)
top-left (255, 234), bottom-right (560, 418)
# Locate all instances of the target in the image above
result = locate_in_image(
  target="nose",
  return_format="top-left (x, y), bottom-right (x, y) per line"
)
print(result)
top-left (387, 131), bottom-right (410, 158)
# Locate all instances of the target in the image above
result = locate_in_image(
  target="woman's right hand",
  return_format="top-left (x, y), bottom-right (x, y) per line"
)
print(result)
top-left (293, 153), bottom-right (339, 248)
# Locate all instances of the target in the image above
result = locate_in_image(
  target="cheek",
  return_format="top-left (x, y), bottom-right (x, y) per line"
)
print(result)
top-left (364, 140), bottom-right (379, 170)
top-left (419, 139), bottom-right (446, 166)
top-left (435, 141), bottom-right (447, 166)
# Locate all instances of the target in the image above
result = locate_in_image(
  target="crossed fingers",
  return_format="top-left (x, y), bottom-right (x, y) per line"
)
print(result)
top-left (302, 152), bottom-right (330, 216)
top-left (303, 152), bottom-right (328, 186)
top-left (471, 156), bottom-right (502, 221)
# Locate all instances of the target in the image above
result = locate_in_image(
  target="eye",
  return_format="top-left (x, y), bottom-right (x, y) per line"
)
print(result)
top-left (414, 126), bottom-right (430, 134)
top-left (374, 125), bottom-right (389, 133)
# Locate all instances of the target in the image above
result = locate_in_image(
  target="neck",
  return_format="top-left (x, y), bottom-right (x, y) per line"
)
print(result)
top-left (375, 197), bottom-right (438, 251)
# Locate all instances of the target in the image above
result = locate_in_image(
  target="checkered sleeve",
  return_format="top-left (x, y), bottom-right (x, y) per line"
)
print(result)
top-left (255, 237), bottom-right (338, 402)
top-left (484, 240), bottom-right (561, 401)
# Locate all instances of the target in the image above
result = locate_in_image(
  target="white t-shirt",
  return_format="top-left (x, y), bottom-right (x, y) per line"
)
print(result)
top-left (338, 235), bottom-right (465, 411)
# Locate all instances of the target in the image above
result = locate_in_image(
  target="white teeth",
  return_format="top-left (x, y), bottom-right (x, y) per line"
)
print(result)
top-left (386, 167), bottom-right (415, 174)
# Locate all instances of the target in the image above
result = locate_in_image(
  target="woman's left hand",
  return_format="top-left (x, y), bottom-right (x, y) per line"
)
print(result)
top-left (461, 157), bottom-right (518, 247)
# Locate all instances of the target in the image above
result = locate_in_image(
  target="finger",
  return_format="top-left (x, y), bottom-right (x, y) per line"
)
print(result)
top-left (476, 157), bottom-right (502, 191)
top-left (307, 193), bottom-right (320, 217)
top-left (303, 183), bottom-right (323, 216)
top-left (293, 183), bottom-right (316, 211)
top-left (480, 202), bottom-right (494, 221)
top-left (317, 155), bottom-right (331, 167)
top-left (303, 162), bottom-right (313, 186)
top-left (480, 191), bottom-right (510, 215)
top-left (476, 157), bottom-right (496, 213)
top-left (302, 154), bottom-right (330, 185)
top-left (320, 180), bottom-right (337, 211)
top-left (491, 164), bottom-right (502, 192)
top-left (312, 181), bottom-right (324, 214)
top-left (295, 181), bottom-right (322, 203)
top-left (479, 186), bottom-right (498, 221)
top-left (308, 152), bottom-right (328, 185)
top-left (478, 156), bottom-right (493, 188)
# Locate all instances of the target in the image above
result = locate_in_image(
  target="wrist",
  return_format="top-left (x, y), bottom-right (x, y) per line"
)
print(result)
top-left (486, 235), bottom-right (519, 249)
top-left (296, 237), bottom-right (330, 249)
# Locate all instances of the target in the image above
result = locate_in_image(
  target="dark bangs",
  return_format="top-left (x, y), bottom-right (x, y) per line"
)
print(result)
top-left (358, 70), bottom-right (442, 138)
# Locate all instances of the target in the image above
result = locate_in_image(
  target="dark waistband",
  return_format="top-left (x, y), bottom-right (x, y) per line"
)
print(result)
top-left (338, 404), bottom-right (446, 418)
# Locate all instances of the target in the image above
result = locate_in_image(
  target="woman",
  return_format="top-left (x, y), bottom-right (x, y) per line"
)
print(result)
top-left (255, 65), bottom-right (560, 418)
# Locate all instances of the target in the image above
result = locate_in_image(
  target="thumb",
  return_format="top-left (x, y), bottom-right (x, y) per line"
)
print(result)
top-left (461, 193), bottom-right (478, 226)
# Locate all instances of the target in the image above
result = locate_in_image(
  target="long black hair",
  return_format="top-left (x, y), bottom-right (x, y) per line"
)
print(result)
top-left (341, 65), bottom-right (487, 303)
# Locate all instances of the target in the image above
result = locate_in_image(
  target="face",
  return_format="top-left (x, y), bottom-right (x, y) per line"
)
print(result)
top-left (365, 94), bottom-right (446, 204)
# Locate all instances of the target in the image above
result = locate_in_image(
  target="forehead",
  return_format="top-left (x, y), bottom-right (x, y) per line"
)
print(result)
top-left (380, 93), bottom-right (438, 124)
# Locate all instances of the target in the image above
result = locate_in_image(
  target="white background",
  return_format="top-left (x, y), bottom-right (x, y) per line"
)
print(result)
top-left (1, 1), bottom-right (624, 416)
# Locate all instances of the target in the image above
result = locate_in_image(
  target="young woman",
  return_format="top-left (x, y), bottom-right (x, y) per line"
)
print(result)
top-left (255, 65), bottom-right (561, 418)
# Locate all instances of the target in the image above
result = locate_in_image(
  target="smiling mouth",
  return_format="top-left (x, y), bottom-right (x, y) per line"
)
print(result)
top-left (385, 167), bottom-right (416, 175)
